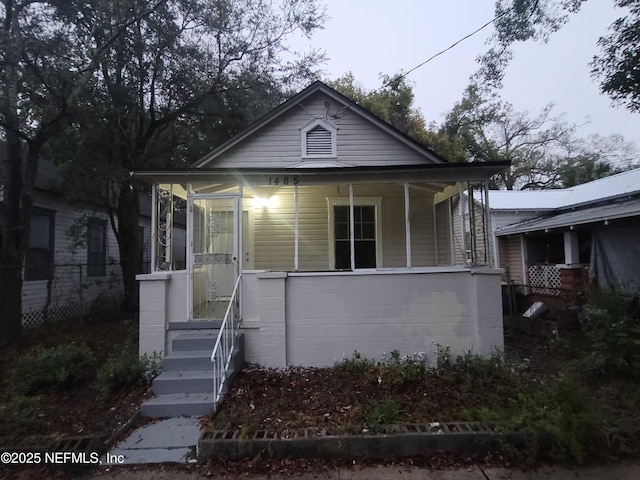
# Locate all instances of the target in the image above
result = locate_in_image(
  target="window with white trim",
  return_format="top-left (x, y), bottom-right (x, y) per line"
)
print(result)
top-left (328, 197), bottom-right (382, 270)
top-left (301, 119), bottom-right (337, 158)
top-left (87, 218), bottom-right (107, 277)
top-left (25, 208), bottom-right (55, 281)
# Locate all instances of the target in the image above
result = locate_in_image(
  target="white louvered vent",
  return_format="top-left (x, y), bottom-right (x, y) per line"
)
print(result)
top-left (306, 125), bottom-right (333, 156)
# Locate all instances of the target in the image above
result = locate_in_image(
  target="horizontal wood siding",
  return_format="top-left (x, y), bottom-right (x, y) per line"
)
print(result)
top-left (498, 235), bottom-right (525, 284)
top-left (248, 184), bottom-right (437, 271)
top-left (435, 200), bottom-right (453, 265)
top-left (21, 193), bottom-right (137, 327)
top-left (210, 91), bottom-right (433, 168)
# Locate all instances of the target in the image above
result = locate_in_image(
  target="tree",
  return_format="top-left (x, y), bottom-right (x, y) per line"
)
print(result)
top-left (52, 0), bottom-right (326, 313)
top-left (477, 0), bottom-right (640, 113)
top-left (0, 1), bottom-right (88, 345)
top-left (442, 84), bottom-right (638, 189)
top-left (328, 71), bottom-right (470, 160)
top-left (591, 0), bottom-right (640, 112)
top-left (558, 133), bottom-right (637, 186)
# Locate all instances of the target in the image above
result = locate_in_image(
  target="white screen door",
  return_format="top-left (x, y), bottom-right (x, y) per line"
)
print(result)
top-left (188, 195), bottom-right (239, 321)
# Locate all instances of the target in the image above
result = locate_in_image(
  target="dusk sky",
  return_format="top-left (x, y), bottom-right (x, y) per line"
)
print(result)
top-left (291, 1), bottom-right (639, 162)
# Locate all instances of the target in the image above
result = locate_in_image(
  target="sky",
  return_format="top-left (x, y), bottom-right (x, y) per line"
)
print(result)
top-left (290, 0), bottom-right (639, 157)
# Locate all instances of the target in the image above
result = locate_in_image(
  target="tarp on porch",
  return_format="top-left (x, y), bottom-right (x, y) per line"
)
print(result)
top-left (590, 226), bottom-right (640, 295)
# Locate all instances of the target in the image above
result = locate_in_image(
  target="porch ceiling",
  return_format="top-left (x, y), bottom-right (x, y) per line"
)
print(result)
top-left (132, 161), bottom-right (510, 186)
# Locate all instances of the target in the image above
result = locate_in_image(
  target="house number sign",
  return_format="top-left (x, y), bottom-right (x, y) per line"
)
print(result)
top-left (268, 175), bottom-right (300, 186)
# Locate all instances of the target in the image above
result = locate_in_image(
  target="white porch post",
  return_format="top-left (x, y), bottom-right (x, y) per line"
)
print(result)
top-left (349, 184), bottom-right (355, 271)
top-left (151, 183), bottom-right (158, 272)
top-left (294, 185), bottom-right (299, 271)
top-left (563, 230), bottom-right (580, 265)
top-left (458, 182), bottom-right (467, 263)
top-left (483, 180), bottom-right (494, 267)
top-left (404, 183), bottom-right (412, 268)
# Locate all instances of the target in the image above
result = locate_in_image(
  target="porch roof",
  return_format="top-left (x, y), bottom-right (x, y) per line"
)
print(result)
top-left (131, 160), bottom-right (510, 186)
top-left (495, 198), bottom-right (640, 236)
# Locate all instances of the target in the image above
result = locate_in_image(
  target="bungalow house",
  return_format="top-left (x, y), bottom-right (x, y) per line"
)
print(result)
top-left (20, 159), bottom-right (186, 328)
top-left (133, 82), bottom-right (509, 416)
top-left (487, 168), bottom-right (640, 308)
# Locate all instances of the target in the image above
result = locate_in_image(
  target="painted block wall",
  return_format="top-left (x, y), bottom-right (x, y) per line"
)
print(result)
top-left (282, 270), bottom-right (503, 367)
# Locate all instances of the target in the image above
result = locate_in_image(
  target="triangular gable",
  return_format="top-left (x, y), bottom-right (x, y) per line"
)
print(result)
top-left (193, 81), bottom-right (447, 169)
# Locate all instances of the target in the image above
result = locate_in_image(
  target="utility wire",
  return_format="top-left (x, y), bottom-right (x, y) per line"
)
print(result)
top-left (363, 9), bottom-right (511, 100)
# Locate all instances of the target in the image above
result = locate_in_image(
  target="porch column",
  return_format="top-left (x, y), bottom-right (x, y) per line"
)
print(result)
top-left (137, 272), bottom-right (171, 357)
top-left (294, 185), bottom-right (299, 271)
top-left (256, 272), bottom-right (287, 368)
top-left (404, 183), bottom-right (412, 268)
top-left (349, 184), bottom-right (355, 271)
top-left (563, 230), bottom-right (580, 265)
top-left (458, 182), bottom-right (468, 263)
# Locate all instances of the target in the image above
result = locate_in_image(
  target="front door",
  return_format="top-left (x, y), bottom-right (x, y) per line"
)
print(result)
top-left (188, 195), bottom-right (240, 321)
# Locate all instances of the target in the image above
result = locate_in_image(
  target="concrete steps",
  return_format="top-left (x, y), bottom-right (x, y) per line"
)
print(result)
top-left (141, 331), bottom-right (244, 418)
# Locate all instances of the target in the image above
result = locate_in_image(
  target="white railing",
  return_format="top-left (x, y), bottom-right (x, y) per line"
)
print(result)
top-left (210, 273), bottom-right (242, 407)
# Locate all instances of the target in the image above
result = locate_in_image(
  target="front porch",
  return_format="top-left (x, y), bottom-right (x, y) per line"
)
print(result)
top-left (137, 171), bottom-right (505, 368)
top-left (139, 267), bottom-right (503, 368)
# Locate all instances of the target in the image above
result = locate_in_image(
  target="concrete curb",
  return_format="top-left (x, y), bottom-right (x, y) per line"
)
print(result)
top-left (198, 422), bottom-right (526, 461)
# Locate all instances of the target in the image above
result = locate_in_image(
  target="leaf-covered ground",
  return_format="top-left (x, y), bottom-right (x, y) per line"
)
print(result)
top-left (206, 317), bottom-right (640, 463)
top-left (0, 315), bottom-right (151, 448)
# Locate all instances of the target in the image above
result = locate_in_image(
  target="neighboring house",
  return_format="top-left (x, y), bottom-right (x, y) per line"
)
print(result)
top-left (486, 168), bottom-right (640, 308)
top-left (135, 81), bottom-right (509, 374)
top-left (21, 160), bottom-right (187, 328)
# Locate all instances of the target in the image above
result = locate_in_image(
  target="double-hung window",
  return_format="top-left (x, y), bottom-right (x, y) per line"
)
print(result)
top-left (25, 208), bottom-right (55, 281)
top-left (87, 218), bottom-right (107, 277)
top-left (329, 197), bottom-right (382, 270)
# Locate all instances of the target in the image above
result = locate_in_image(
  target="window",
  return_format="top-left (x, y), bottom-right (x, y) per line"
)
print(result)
top-left (329, 197), bottom-right (382, 270)
top-left (87, 218), bottom-right (106, 277)
top-left (334, 205), bottom-right (377, 269)
top-left (301, 119), bottom-right (337, 158)
top-left (25, 208), bottom-right (55, 281)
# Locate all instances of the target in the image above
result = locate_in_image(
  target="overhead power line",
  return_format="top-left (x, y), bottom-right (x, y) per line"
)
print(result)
top-left (364, 8), bottom-right (510, 99)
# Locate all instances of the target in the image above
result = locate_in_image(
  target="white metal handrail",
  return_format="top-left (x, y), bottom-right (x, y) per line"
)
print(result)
top-left (210, 273), bottom-right (242, 407)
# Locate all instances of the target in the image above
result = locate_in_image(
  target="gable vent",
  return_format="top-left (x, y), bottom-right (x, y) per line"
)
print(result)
top-left (306, 125), bottom-right (333, 156)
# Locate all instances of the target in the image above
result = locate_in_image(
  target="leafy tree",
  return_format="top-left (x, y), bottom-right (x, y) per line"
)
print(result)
top-left (328, 72), bottom-right (465, 159)
top-left (442, 84), bottom-right (637, 189)
top-left (591, 0), bottom-right (640, 112)
top-left (50, 0), bottom-right (326, 313)
top-left (478, 0), bottom-right (640, 113)
top-left (558, 133), bottom-right (637, 186)
top-left (0, 0), bottom-right (149, 345)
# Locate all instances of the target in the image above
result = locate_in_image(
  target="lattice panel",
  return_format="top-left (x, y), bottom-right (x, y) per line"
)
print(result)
top-left (21, 294), bottom-right (122, 330)
top-left (528, 264), bottom-right (561, 296)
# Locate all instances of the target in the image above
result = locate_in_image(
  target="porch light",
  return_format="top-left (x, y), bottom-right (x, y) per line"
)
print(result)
top-left (251, 197), bottom-right (278, 209)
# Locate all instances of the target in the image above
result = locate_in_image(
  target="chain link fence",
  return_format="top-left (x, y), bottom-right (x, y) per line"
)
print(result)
top-left (20, 262), bottom-right (124, 329)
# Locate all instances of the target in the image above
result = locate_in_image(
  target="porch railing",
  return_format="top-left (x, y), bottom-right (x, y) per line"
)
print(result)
top-left (210, 273), bottom-right (242, 408)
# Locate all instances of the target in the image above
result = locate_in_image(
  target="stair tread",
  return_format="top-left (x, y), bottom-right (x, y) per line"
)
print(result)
top-left (164, 350), bottom-right (211, 359)
top-left (173, 333), bottom-right (219, 340)
top-left (143, 393), bottom-right (216, 406)
top-left (155, 370), bottom-right (213, 380)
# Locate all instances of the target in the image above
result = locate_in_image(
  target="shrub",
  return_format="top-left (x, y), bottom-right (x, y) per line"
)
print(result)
top-left (335, 351), bottom-right (376, 374)
top-left (10, 343), bottom-right (95, 396)
top-left (582, 286), bottom-right (640, 378)
top-left (96, 349), bottom-right (162, 395)
top-left (365, 396), bottom-right (403, 429)
top-left (0, 395), bottom-right (41, 435)
top-left (463, 373), bottom-right (598, 463)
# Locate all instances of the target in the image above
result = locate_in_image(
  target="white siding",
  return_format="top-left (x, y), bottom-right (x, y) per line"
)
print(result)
top-left (246, 184), bottom-right (437, 271)
top-left (208, 91), bottom-right (435, 168)
top-left (22, 192), bottom-right (152, 327)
